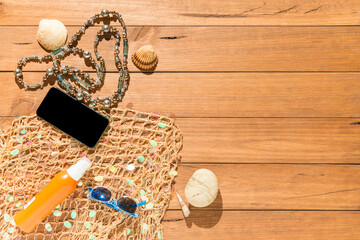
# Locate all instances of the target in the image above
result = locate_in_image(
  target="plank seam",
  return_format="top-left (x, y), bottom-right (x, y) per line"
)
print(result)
top-left (2, 116), bottom-right (360, 119)
top-left (166, 209), bottom-right (360, 212)
top-left (1, 25), bottom-right (360, 28)
top-left (3, 71), bottom-right (360, 73)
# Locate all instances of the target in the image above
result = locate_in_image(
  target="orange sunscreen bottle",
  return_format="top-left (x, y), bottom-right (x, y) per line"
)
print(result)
top-left (14, 157), bottom-right (92, 233)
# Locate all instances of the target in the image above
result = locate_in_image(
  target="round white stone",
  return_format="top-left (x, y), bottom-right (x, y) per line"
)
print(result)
top-left (185, 169), bottom-right (218, 208)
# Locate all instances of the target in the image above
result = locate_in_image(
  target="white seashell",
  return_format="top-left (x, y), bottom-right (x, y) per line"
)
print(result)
top-left (37, 19), bottom-right (67, 51)
top-left (185, 169), bottom-right (218, 208)
top-left (131, 45), bottom-right (158, 70)
top-left (176, 192), bottom-right (190, 217)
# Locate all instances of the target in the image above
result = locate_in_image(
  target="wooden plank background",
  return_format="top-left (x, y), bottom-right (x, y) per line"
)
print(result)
top-left (1, 0), bottom-right (360, 239)
top-left (2, 26), bottom-right (360, 72)
top-left (1, 0), bottom-right (360, 26)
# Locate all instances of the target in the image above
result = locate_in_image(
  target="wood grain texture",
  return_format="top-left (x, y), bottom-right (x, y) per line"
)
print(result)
top-left (1, 72), bottom-right (360, 118)
top-left (163, 211), bottom-right (360, 240)
top-left (1, 116), bottom-right (360, 164)
top-left (1, 2), bottom-right (359, 239)
top-left (178, 118), bottom-right (360, 164)
top-left (165, 164), bottom-right (360, 210)
top-left (2, 26), bottom-right (360, 72)
top-left (1, 0), bottom-right (360, 26)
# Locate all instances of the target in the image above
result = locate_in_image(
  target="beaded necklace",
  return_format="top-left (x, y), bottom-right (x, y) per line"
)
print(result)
top-left (14, 9), bottom-right (129, 108)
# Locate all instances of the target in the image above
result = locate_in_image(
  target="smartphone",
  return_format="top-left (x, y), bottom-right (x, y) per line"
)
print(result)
top-left (37, 87), bottom-right (109, 148)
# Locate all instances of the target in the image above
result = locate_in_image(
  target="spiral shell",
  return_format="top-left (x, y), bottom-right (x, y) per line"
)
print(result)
top-left (131, 45), bottom-right (158, 70)
top-left (37, 19), bottom-right (67, 51)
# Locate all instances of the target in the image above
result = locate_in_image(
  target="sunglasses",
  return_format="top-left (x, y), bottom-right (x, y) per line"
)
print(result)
top-left (87, 186), bottom-right (146, 218)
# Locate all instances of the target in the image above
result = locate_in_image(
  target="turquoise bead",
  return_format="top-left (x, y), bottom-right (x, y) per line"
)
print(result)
top-left (78, 79), bottom-right (90, 89)
top-left (51, 48), bottom-right (63, 56)
top-left (117, 79), bottom-right (122, 90)
top-left (57, 74), bottom-right (71, 90)
top-left (120, 18), bottom-right (125, 27)
top-left (99, 63), bottom-right (105, 78)
top-left (123, 41), bottom-right (128, 56)
top-left (15, 10), bottom-right (129, 110)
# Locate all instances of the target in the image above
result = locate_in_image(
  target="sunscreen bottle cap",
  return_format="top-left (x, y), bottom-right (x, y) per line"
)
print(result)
top-left (67, 157), bottom-right (92, 181)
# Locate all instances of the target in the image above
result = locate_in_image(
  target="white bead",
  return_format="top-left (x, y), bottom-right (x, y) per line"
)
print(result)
top-left (103, 25), bottom-right (110, 33)
top-left (47, 68), bottom-right (54, 75)
top-left (104, 99), bottom-right (110, 107)
top-left (83, 51), bottom-right (90, 59)
top-left (15, 69), bottom-right (22, 77)
top-left (101, 9), bottom-right (109, 17)
top-left (76, 92), bottom-right (83, 101)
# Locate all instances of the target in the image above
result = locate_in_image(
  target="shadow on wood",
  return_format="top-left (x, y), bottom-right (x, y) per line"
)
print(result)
top-left (185, 190), bottom-right (223, 229)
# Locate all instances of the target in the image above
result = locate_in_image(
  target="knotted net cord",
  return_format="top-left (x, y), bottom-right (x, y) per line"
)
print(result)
top-left (0, 108), bottom-right (183, 240)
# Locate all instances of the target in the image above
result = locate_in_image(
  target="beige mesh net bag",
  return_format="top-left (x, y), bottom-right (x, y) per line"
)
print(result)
top-left (0, 108), bottom-right (183, 239)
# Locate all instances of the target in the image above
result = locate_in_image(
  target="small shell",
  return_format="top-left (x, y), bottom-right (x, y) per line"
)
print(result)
top-left (138, 156), bottom-right (145, 163)
top-left (109, 166), bottom-right (117, 173)
top-left (71, 211), bottom-right (77, 219)
top-left (94, 176), bottom-right (103, 182)
top-left (142, 223), bottom-right (149, 229)
top-left (45, 223), bottom-right (52, 232)
top-left (132, 45), bottom-right (158, 70)
top-left (84, 222), bottom-right (92, 229)
top-left (145, 202), bottom-right (154, 209)
top-left (4, 214), bottom-right (11, 222)
top-left (176, 192), bottom-right (190, 217)
top-left (64, 221), bottom-right (72, 229)
top-left (89, 210), bottom-right (96, 217)
top-left (53, 210), bottom-right (62, 217)
top-left (37, 19), bottom-right (67, 51)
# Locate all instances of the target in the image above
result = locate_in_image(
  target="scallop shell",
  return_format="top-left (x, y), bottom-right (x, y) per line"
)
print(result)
top-left (132, 45), bottom-right (158, 70)
top-left (37, 19), bottom-right (67, 51)
top-left (185, 169), bottom-right (218, 208)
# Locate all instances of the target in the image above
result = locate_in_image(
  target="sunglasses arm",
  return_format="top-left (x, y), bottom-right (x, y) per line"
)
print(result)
top-left (136, 201), bottom-right (147, 207)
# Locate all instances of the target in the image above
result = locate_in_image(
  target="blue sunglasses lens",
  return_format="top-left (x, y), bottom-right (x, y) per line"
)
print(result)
top-left (91, 187), bottom-right (112, 201)
top-left (117, 196), bottom-right (137, 213)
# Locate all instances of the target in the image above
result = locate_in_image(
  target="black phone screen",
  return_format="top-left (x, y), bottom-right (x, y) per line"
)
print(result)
top-left (36, 87), bottom-right (109, 148)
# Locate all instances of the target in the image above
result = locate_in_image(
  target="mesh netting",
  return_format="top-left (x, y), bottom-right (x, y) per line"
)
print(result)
top-left (0, 108), bottom-right (183, 240)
